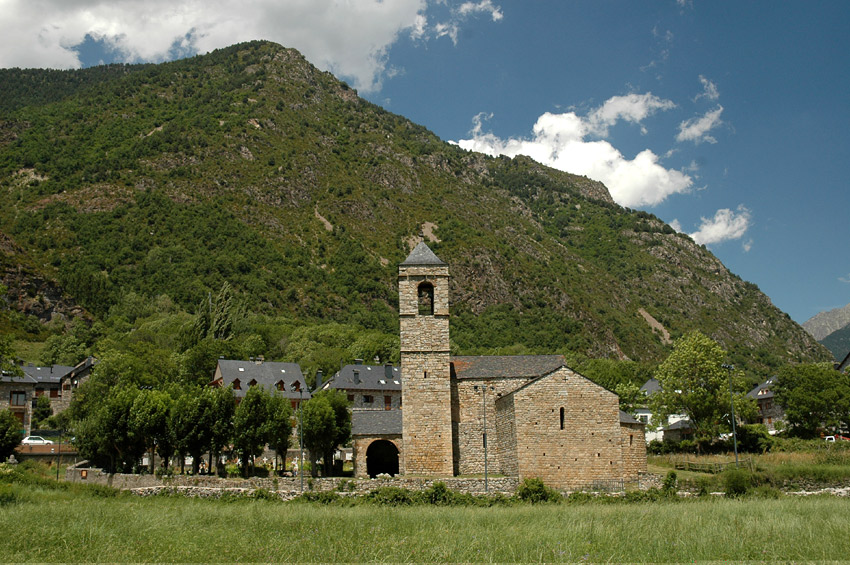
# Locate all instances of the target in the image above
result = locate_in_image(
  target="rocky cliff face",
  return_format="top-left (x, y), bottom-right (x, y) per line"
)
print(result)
top-left (803, 303), bottom-right (850, 341)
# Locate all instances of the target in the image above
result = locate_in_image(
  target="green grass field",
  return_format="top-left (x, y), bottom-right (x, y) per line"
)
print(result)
top-left (3, 481), bottom-right (849, 563)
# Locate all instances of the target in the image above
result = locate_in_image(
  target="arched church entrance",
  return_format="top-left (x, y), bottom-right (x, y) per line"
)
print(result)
top-left (366, 440), bottom-right (400, 477)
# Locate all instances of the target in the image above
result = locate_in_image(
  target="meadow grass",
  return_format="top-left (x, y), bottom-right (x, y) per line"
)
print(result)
top-left (2, 483), bottom-right (849, 562)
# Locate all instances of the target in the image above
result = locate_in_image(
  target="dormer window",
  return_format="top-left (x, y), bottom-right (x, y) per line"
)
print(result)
top-left (293, 380), bottom-right (301, 392)
top-left (232, 379), bottom-right (241, 390)
top-left (418, 282), bottom-right (434, 315)
top-left (276, 380), bottom-right (285, 391)
top-left (248, 379), bottom-right (257, 387)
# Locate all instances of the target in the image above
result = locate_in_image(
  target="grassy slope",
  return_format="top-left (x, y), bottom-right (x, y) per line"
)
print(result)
top-left (0, 41), bottom-right (830, 375)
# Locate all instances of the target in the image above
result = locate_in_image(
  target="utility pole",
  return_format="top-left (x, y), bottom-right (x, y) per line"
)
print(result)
top-left (722, 363), bottom-right (739, 467)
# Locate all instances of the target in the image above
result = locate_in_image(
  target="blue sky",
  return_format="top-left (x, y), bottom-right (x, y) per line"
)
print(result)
top-left (1, 0), bottom-right (847, 325)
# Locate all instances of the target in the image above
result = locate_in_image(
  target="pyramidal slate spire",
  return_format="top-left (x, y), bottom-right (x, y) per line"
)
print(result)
top-left (401, 241), bottom-right (446, 266)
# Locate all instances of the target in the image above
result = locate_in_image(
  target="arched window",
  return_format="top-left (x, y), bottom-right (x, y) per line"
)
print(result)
top-left (418, 282), bottom-right (434, 315)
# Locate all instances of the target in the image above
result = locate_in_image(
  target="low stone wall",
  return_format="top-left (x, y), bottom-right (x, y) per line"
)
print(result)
top-left (65, 462), bottom-right (521, 495)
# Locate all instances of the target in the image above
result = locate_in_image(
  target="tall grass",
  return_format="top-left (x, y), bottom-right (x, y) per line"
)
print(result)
top-left (2, 485), bottom-right (849, 562)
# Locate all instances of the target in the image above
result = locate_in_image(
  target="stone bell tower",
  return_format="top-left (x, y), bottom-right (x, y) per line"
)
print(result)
top-left (399, 241), bottom-right (453, 476)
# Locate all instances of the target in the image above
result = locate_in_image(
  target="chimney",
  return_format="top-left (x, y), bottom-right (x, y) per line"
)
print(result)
top-left (354, 358), bottom-right (363, 365)
top-left (385, 364), bottom-right (393, 379)
top-left (353, 370), bottom-right (360, 384)
top-left (257, 355), bottom-right (264, 365)
top-left (316, 370), bottom-right (323, 389)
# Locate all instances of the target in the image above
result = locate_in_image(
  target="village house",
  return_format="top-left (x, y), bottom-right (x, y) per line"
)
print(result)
top-left (210, 358), bottom-right (311, 408)
top-left (320, 360), bottom-right (401, 411)
top-left (747, 377), bottom-right (783, 433)
top-left (351, 242), bottom-right (647, 489)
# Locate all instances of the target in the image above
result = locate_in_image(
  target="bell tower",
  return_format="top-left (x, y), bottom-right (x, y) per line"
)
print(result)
top-left (399, 241), bottom-right (453, 476)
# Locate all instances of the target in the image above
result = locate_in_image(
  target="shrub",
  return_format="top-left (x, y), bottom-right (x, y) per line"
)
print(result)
top-left (723, 469), bottom-right (751, 497)
top-left (662, 470), bottom-right (678, 494)
top-left (364, 486), bottom-right (414, 506)
top-left (251, 488), bottom-right (279, 501)
top-left (694, 476), bottom-right (714, 497)
top-left (298, 490), bottom-right (342, 504)
top-left (516, 478), bottom-right (561, 503)
top-left (0, 483), bottom-right (19, 506)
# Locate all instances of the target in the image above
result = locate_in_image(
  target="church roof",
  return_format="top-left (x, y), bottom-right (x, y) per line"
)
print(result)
top-left (400, 241), bottom-right (446, 266)
top-left (619, 410), bottom-right (643, 425)
top-left (352, 409), bottom-right (402, 436)
top-left (451, 355), bottom-right (566, 380)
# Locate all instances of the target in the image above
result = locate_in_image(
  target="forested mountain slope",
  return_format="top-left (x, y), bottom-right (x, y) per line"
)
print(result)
top-left (0, 41), bottom-right (830, 376)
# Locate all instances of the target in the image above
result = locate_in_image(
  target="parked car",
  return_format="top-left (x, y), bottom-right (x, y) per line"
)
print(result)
top-left (21, 436), bottom-right (53, 445)
top-left (825, 435), bottom-right (850, 442)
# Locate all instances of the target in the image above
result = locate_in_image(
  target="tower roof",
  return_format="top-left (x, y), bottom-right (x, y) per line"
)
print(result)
top-left (400, 241), bottom-right (446, 266)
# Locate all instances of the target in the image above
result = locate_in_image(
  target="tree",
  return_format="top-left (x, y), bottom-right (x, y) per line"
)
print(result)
top-left (31, 395), bottom-right (53, 429)
top-left (300, 389), bottom-right (350, 476)
top-left (0, 409), bottom-right (23, 461)
top-left (774, 363), bottom-right (850, 438)
top-left (208, 385), bottom-right (235, 476)
top-left (170, 387), bottom-right (214, 474)
top-left (265, 393), bottom-right (293, 474)
top-left (129, 389), bottom-right (172, 473)
top-left (0, 335), bottom-right (23, 378)
top-left (650, 331), bottom-right (755, 450)
top-left (232, 385), bottom-right (269, 477)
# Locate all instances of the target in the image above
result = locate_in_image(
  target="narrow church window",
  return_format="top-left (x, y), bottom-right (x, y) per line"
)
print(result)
top-left (418, 282), bottom-right (434, 315)
top-left (560, 407), bottom-right (565, 430)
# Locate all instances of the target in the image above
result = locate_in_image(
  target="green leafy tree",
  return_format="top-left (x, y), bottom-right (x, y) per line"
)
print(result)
top-left (300, 393), bottom-right (336, 477)
top-left (129, 389), bottom-right (172, 473)
top-left (774, 363), bottom-right (850, 438)
top-left (0, 335), bottom-right (23, 378)
top-left (76, 385), bottom-right (144, 472)
top-left (232, 385), bottom-right (269, 477)
top-left (39, 334), bottom-right (87, 366)
top-left (208, 385), bottom-right (235, 476)
top-left (0, 409), bottom-right (23, 460)
top-left (31, 395), bottom-right (53, 429)
top-left (265, 393), bottom-right (294, 474)
top-left (300, 389), bottom-right (350, 476)
top-left (169, 387), bottom-right (214, 474)
top-left (651, 331), bottom-right (755, 450)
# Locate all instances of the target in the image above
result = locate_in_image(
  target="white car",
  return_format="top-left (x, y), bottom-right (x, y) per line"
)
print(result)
top-left (21, 436), bottom-right (53, 445)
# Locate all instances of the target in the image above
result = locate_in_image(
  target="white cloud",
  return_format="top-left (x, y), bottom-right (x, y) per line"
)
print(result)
top-left (587, 93), bottom-right (676, 137)
top-left (458, 1), bottom-right (503, 20)
top-left (456, 97), bottom-right (692, 208)
top-left (696, 75), bottom-right (720, 101)
top-left (0, 0), bottom-right (502, 93)
top-left (839, 274), bottom-right (850, 283)
top-left (688, 206), bottom-right (751, 245)
top-left (677, 106), bottom-right (724, 144)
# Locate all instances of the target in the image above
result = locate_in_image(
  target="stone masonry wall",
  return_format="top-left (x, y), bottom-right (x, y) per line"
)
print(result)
top-left (494, 393), bottom-right (518, 477)
top-left (401, 351), bottom-right (453, 475)
top-left (65, 462), bottom-right (521, 494)
top-left (453, 377), bottom-right (533, 475)
top-left (620, 422), bottom-right (647, 480)
top-left (399, 263), bottom-right (453, 476)
top-left (509, 367), bottom-right (625, 490)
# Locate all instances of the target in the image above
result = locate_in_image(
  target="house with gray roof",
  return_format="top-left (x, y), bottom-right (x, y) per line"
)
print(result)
top-left (321, 360), bottom-right (401, 411)
top-left (747, 377), bottom-right (783, 433)
top-left (211, 358), bottom-right (311, 407)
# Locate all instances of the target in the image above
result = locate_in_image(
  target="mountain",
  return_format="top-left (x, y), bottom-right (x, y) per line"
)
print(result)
top-left (802, 303), bottom-right (850, 341)
top-left (0, 41), bottom-right (831, 376)
top-left (820, 325), bottom-right (850, 362)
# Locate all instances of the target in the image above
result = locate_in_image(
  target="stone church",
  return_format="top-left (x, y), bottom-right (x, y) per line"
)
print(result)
top-left (352, 242), bottom-right (646, 489)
